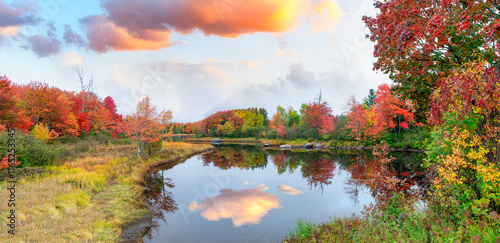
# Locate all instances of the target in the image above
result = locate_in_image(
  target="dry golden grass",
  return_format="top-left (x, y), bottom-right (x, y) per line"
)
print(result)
top-left (0, 142), bottom-right (213, 242)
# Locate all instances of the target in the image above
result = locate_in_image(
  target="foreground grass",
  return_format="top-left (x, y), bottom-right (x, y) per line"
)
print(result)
top-left (285, 199), bottom-right (500, 242)
top-left (0, 142), bottom-right (213, 242)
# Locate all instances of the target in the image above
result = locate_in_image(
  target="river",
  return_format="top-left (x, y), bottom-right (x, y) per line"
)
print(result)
top-left (143, 144), bottom-right (426, 243)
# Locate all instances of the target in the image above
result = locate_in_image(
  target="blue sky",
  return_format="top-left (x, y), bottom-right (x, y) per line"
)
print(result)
top-left (0, 0), bottom-right (388, 122)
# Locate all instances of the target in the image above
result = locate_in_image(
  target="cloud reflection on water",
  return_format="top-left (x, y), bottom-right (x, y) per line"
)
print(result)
top-left (189, 187), bottom-right (281, 227)
top-left (277, 185), bottom-right (303, 195)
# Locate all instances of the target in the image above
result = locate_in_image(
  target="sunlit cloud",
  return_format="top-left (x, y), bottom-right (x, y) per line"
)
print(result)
top-left (276, 48), bottom-right (297, 58)
top-left (80, 14), bottom-right (172, 53)
top-left (238, 59), bottom-right (268, 70)
top-left (0, 26), bottom-right (19, 36)
top-left (277, 185), bottom-right (303, 195)
top-left (189, 187), bottom-right (281, 227)
top-left (307, 0), bottom-right (343, 32)
top-left (79, 0), bottom-right (343, 52)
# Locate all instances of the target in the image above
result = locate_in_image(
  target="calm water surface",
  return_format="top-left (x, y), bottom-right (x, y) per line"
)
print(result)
top-left (143, 145), bottom-right (425, 243)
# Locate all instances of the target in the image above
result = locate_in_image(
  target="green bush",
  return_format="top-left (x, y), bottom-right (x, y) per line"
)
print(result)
top-left (265, 129), bottom-right (277, 139)
top-left (0, 132), bottom-right (60, 167)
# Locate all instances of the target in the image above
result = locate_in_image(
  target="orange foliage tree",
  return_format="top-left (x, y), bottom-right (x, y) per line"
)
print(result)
top-left (344, 96), bottom-right (367, 140)
top-left (367, 84), bottom-right (417, 138)
top-left (302, 102), bottom-right (332, 133)
top-left (18, 81), bottom-right (79, 136)
top-left (124, 96), bottom-right (172, 157)
top-left (0, 76), bottom-right (33, 131)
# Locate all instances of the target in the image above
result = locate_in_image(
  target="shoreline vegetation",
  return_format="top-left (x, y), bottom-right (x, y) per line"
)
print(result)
top-left (0, 134), bottom-right (213, 242)
top-left (187, 137), bottom-right (426, 153)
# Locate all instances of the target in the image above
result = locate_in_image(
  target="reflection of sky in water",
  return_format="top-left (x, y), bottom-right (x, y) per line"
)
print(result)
top-left (189, 187), bottom-right (281, 227)
top-left (277, 185), bottom-right (303, 195)
top-left (144, 153), bottom-right (375, 243)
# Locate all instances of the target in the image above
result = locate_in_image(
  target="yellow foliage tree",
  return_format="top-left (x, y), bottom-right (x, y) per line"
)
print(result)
top-left (30, 123), bottom-right (59, 142)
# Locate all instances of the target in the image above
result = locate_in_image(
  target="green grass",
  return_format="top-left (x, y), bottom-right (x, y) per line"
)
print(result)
top-left (284, 194), bottom-right (500, 243)
top-left (288, 219), bottom-right (315, 240)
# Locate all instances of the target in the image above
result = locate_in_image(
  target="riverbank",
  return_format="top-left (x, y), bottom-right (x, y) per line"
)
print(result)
top-left (187, 137), bottom-right (425, 152)
top-left (283, 195), bottom-right (500, 242)
top-left (0, 141), bottom-right (213, 242)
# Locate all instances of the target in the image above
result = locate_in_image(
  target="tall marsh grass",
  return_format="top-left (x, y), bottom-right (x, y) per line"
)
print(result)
top-left (0, 141), bottom-right (213, 242)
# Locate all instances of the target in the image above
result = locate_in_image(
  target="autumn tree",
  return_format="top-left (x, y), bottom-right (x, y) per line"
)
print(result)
top-left (0, 76), bottom-right (32, 131)
top-left (159, 110), bottom-right (173, 151)
top-left (103, 96), bottom-right (124, 138)
top-left (344, 96), bottom-right (367, 140)
top-left (301, 102), bottom-right (332, 133)
top-left (31, 123), bottom-right (59, 142)
top-left (235, 109), bottom-right (265, 131)
top-left (18, 81), bottom-right (78, 136)
top-left (200, 110), bottom-right (243, 136)
top-left (363, 0), bottom-right (500, 122)
top-left (319, 115), bottom-right (336, 135)
top-left (124, 96), bottom-right (172, 157)
top-left (286, 106), bottom-right (301, 127)
top-left (368, 84), bottom-right (416, 138)
top-left (269, 106), bottom-right (288, 129)
top-left (428, 62), bottom-right (500, 213)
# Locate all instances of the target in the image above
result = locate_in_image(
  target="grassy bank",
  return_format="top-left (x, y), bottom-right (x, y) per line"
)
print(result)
top-left (284, 194), bottom-right (500, 242)
top-left (0, 141), bottom-right (213, 242)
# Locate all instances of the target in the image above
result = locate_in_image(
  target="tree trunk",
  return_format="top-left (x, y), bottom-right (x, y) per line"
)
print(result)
top-left (141, 141), bottom-right (144, 156)
top-left (161, 132), bottom-right (164, 152)
top-left (137, 141), bottom-right (141, 157)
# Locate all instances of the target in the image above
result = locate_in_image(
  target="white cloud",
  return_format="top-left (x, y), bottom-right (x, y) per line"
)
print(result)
top-left (278, 185), bottom-right (303, 195)
top-left (54, 51), bottom-right (83, 67)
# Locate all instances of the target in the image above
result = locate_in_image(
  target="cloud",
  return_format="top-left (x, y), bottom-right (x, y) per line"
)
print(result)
top-left (189, 187), bottom-right (281, 227)
top-left (277, 185), bottom-right (303, 195)
top-left (307, 0), bottom-right (343, 32)
top-left (276, 48), bottom-right (297, 58)
top-left (0, 1), bottom-right (40, 44)
top-left (80, 14), bottom-right (172, 53)
top-left (54, 51), bottom-right (83, 66)
top-left (25, 22), bottom-right (61, 57)
top-left (238, 59), bottom-right (271, 69)
top-left (63, 25), bottom-right (87, 48)
top-left (286, 62), bottom-right (316, 88)
top-left (0, 1), bottom-right (39, 28)
top-left (80, 0), bottom-right (343, 52)
top-left (0, 26), bottom-right (19, 36)
top-left (112, 59), bottom-right (237, 119)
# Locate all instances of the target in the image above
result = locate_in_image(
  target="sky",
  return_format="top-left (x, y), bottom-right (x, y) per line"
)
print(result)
top-left (0, 0), bottom-right (388, 122)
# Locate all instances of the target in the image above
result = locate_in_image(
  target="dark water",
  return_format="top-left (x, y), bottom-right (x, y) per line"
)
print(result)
top-left (143, 145), bottom-right (426, 243)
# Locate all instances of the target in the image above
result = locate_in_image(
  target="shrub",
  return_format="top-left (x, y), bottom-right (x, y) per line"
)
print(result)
top-left (0, 132), bottom-right (59, 167)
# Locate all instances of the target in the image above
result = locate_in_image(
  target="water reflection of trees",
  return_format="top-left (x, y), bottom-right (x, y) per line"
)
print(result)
top-left (143, 170), bottom-right (179, 240)
top-left (202, 146), bottom-right (426, 201)
top-left (343, 147), bottom-right (426, 207)
top-left (201, 146), bottom-right (268, 170)
top-left (203, 146), bottom-right (341, 190)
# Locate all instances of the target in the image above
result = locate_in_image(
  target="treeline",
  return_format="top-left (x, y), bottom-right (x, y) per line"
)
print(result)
top-left (0, 75), bottom-right (173, 164)
top-left (0, 76), bottom-right (123, 140)
top-left (175, 84), bottom-right (426, 148)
